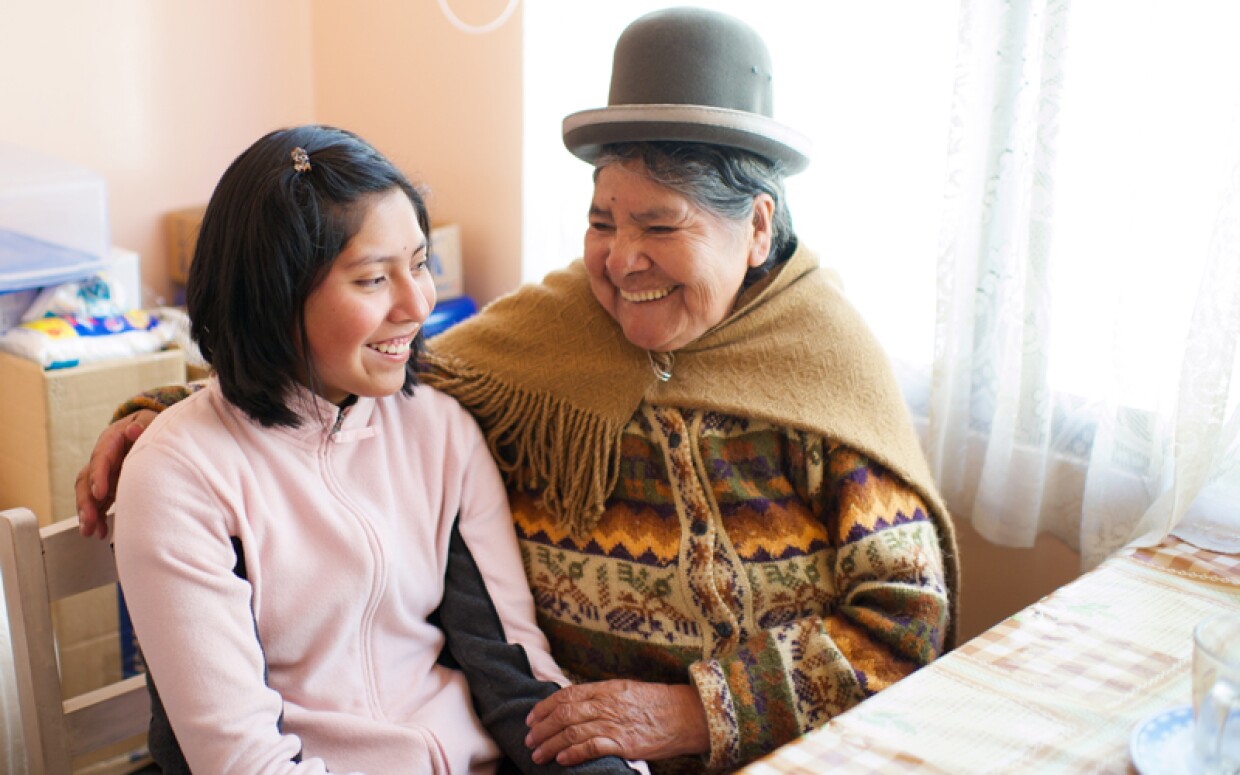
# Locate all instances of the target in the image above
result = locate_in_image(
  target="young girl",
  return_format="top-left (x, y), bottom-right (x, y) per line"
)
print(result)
top-left (113, 125), bottom-right (639, 774)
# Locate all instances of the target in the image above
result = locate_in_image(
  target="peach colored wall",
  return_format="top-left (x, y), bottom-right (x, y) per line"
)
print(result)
top-left (0, 0), bottom-right (315, 305)
top-left (310, 0), bottom-right (524, 305)
top-left (954, 517), bottom-right (1082, 642)
top-left (1, 0), bottom-right (523, 307)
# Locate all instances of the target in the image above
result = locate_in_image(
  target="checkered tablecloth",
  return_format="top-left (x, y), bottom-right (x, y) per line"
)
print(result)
top-left (742, 533), bottom-right (1240, 774)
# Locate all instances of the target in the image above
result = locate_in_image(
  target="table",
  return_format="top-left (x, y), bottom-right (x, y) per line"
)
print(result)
top-left (742, 534), bottom-right (1240, 774)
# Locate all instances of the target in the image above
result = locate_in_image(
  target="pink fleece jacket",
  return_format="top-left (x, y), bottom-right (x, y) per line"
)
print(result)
top-left (114, 379), bottom-right (568, 774)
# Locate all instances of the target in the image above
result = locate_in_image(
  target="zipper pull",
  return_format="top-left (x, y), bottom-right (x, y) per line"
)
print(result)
top-left (331, 405), bottom-right (346, 437)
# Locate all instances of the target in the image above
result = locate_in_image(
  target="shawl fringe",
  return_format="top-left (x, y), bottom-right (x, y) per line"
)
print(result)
top-left (423, 354), bottom-right (622, 538)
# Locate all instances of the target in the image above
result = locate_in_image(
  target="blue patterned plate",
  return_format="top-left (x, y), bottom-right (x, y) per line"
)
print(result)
top-left (1130, 705), bottom-right (1195, 775)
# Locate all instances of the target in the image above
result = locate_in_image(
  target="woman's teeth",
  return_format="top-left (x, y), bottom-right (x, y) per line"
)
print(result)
top-left (620, 287), bottom-right (673, 302)
top-left (368, 339), bottom-right (411, 355)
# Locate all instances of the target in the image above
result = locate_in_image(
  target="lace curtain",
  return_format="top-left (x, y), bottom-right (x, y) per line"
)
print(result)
top-left (927, 0), bottom-right (1240, 568)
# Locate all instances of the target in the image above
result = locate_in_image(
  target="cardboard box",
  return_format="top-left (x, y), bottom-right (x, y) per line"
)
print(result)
top-left (430, 223), bottom-right (464, 299)
top-left (164, 205), bottom-right (206, 285)
top-left (0, 348), bottom-right (186, 525)
top-left (56, 598), bottom-right (123, 696)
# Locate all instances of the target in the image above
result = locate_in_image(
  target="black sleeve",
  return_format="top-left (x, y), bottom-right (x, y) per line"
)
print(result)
top-left (436, 517), bottom-right (639, 774)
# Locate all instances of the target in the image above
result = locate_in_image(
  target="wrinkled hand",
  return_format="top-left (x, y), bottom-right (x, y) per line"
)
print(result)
top-left (75, 410), bottom-right (157, 539)
top-left (525, 680), bottom-right (709, 766)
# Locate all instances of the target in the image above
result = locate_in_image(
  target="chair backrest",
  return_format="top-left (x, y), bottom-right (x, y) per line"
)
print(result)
top-left (0, 507), bottom-right (150, 775)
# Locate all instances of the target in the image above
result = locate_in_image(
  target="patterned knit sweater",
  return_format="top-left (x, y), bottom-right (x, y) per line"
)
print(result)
top-left (510, 404), bottom-right (947, 772)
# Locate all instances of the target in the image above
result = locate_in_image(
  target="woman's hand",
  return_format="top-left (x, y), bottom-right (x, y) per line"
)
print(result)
top-left (525, 680), bottom-right (710, 765)
top-left (75, 410), bottom-right (157, 539)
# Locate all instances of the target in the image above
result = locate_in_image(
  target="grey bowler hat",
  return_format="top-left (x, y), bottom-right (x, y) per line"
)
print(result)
top-left (562, 7), bottom-right (811, 174)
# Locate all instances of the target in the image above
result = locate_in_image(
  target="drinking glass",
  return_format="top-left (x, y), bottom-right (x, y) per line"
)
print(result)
top-left (1194, 612), bottom-right (1240, 774)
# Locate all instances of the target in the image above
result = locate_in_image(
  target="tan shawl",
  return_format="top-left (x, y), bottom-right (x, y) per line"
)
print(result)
top-left (423, 245), bottom-right (960, 644)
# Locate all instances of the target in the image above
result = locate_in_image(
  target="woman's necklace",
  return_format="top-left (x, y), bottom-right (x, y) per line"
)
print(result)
top-left (647, 350), bottom-right (675, 382)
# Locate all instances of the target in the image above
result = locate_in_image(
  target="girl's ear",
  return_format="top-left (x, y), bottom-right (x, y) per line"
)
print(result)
top-left (748, 194), bottom-right (775, 267)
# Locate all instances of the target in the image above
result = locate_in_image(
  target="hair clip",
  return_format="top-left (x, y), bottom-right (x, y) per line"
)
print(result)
top-left (291, 147), bottom-right (312, 173)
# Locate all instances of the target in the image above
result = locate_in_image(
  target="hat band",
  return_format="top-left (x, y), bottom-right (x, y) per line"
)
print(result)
top-left (564, 104), bottom-right (812, 161)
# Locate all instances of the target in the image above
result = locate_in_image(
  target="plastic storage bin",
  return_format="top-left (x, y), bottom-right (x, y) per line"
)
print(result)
top-left (0, 227), bottom-right (108, 293)
top-left (0, 142), bottom-right (110, 262)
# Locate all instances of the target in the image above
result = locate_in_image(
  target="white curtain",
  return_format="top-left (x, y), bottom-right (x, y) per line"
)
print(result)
top-left (928, 0), bottom-right (1240, 568)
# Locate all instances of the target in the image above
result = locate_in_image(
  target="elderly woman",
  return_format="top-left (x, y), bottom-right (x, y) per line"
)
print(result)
top-left (78, 8), bottom-right (957, 773)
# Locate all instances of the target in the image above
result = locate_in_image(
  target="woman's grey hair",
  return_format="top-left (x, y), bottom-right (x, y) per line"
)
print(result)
top-left (594, 141), bottom-right (797, 288)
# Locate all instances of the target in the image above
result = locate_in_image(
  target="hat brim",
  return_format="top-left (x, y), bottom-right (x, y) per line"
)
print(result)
top-left (563, 105), bottom-right (811, 175)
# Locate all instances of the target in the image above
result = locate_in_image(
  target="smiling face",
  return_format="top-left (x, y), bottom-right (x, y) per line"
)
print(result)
top-left (302, 188), bottom-right (436, 405)
top-left (583, 160), bottom-right (773, 352)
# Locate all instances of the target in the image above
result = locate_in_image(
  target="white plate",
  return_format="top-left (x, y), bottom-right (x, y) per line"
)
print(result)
top-left (1130, 705), bottom-right (1195, 775)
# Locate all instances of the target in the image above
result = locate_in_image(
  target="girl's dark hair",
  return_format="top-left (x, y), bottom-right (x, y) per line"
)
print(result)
top-left (594, 141), bottom-right (797, 288)
top-left (187, 124), bottom-right (430, 428)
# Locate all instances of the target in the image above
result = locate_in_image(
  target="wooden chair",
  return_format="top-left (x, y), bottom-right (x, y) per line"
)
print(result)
top-left (0, 507), bottom-right (150, 775)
